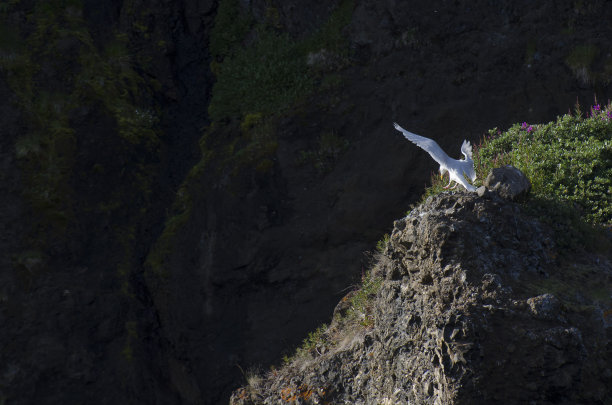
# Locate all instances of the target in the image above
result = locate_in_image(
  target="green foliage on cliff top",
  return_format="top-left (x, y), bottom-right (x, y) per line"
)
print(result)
top-left (417, 102), bottom-right (611, 252)
top-left (474, 103), bottom-right (611, 225)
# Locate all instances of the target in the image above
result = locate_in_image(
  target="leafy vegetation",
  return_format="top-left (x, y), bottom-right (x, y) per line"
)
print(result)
top-left (347, 270), bottom-right (383, 328)
top-left (376, 233), bottom-right (390, 253)
top-left (413, 101), bottom-right (611, 251)
top-left (420, 102), bottom-right (611, 228)
top-left (121, 320), bottom-right (138, 363)
top-left (301, 0), bottom-right (354, 66)
top-left (209, 27), bottom-right (314, 122)
top-left (282, 323), bottom-right (330, 364)
top-left (474, 102), bottom-right (611, 226)
top-left (417, 172), bottom-right (451, 206)
top-left (232, 113), bottom-right (279, 173)
top-left (566, 44), bottom-right (599, 70)
top-left (526, 260), bottom-right (612, 313)
top-left (145, 146), bottom-right (212, 279)
top-left (208, 0), bottom-right (354, 122)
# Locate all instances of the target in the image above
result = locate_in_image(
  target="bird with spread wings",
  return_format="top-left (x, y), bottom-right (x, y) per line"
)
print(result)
top-left (393, 122), bottom-right (477, 192)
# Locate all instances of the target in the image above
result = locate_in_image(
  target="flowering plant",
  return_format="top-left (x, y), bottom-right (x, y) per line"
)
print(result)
top-left (521, 122), bottom-right (534, 133)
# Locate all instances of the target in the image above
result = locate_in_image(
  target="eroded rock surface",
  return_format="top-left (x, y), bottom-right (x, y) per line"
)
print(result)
top-left (231, 191), bottom-right (612, 404)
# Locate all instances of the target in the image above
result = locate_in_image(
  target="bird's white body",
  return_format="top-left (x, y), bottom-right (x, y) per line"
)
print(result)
top-left (393, 122), bottom-right (477, 192)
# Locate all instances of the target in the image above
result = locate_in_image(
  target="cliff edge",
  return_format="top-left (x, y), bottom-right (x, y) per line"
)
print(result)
top-left (231, 190), bottom-right (612, 404)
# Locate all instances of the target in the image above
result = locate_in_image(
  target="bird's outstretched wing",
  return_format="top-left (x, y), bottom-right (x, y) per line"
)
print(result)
top-left (460, 140), bottom-right (473, 160)
top-left (393, 122), bottom-right (451, 167)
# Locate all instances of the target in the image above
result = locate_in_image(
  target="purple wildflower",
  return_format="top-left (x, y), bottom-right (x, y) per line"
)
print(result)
top-left (607, 111), bottom-right (612, 120)
top-left (521, 122), bottom-right (533, 133)
top-left (593, 104), bottom-right (601, 112)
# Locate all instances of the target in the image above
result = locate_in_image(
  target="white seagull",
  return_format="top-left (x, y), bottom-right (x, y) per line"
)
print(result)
top-left (393, 122), bottom-right (477, 192)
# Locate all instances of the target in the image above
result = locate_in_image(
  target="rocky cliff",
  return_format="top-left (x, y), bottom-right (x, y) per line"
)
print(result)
top-left (230, 190), bottom-right (612, 404)
top-left (1, 1), bottom-right (612, 404)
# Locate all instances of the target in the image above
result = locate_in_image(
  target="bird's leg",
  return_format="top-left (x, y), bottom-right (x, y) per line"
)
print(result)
top-left (450, 183), bottom-right (458, 190)
top-left (443, 180), bottom-right (453, 189)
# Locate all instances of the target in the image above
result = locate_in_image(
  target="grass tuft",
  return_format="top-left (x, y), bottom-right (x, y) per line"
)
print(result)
top-left (281, 267), bottom-right (382, 365)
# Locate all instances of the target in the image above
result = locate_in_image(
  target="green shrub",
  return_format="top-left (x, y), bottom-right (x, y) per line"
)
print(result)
top-left (349, 271), bottom-right (382, 327)
top-left (475, 104), bottom-right (611, 225)
top-left (376, 234), bottom-right (390, 253)
top-left (209, 27), bottom-right (314, 121)
top-left (208, 0), bottom-right (354, 122)
top-left (296, 324), bottom-right (329, 357)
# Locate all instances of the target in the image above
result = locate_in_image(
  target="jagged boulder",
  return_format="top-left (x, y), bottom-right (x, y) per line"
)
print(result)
top-left (483, 165), bottom-right (531, 200)
top-left (230, 191), bottom-right (612, 404)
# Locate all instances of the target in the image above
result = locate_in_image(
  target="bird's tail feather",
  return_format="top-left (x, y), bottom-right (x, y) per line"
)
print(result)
top-left (461, 140), bottom-right (473, 160)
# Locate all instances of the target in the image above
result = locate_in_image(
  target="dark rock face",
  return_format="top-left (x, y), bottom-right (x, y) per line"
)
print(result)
top-left (230, 191), bottom-right (612, 404)
top-left (0, 1), bottom-right (214, 404)
top-left (484, 165), bottom-right (531, 200)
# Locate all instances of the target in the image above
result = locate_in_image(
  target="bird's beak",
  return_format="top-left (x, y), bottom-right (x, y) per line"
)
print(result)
top-left (440, 173), bottom-right (443, 179)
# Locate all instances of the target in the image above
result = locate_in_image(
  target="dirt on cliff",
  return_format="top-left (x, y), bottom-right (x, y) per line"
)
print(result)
top-left (230, 190), bottom-right (612, 404)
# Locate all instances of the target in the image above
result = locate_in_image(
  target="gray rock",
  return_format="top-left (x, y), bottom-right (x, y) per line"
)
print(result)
top-left (484, 165), bottom-right (531, 200)
top-left (527, 293), bottom-right (561, 320)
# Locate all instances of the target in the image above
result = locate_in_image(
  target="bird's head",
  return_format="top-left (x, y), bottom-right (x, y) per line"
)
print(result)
top-left (439, 166), bottom-right (447, 179)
